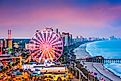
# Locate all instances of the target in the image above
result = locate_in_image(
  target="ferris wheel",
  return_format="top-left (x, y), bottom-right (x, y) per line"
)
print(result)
top-left (29, 28), bottom-right (63, 63)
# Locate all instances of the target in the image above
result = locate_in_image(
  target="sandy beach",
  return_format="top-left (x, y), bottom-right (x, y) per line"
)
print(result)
top-left (74, 43), bottom-right (121, 81)
top-left (73, 43), bottom-right (91, 59)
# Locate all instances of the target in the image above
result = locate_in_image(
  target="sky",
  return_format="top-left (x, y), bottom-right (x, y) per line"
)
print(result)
top-left (0, 0), bottom-right (121, 38)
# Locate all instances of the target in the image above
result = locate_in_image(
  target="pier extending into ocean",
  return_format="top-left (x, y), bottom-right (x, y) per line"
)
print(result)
top-left (77, 58), bottom-right (121, 64)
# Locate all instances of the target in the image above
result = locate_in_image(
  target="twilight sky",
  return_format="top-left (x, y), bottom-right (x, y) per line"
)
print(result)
top-left (0, 0), bottom-right (121, 38)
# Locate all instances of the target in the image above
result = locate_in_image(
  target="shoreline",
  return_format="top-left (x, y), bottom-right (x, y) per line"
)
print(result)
top-left (73, 43), bottom-right (91, 59)
top-left (103, 64), bottom-right (121, 78)
top-left (74, 42), bottom-right (121, 81)
top-left (86, 42), bottom-right (121, 79)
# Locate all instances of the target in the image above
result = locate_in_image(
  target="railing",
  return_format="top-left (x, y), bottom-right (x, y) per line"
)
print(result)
top-left (77, 59), bottom-right (121, 64)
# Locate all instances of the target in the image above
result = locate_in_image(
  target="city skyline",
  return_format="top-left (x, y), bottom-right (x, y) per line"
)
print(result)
top-left (1, 0), bottom-right (121, 38)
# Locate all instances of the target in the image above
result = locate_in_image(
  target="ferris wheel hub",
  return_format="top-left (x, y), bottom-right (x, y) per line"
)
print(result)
top-left (41, 43), bottom-right (52, 50)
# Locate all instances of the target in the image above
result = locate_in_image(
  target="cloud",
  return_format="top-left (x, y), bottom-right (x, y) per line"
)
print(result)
top-left (0, 1), bottom-right (121, 37)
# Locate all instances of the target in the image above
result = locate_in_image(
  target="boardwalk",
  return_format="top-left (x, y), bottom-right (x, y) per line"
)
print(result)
top-left (83, 62), bottom-right (110, 81)
top-left (82, 62), bottom-right (121, 81)
top-left (93, 63), bottom-right (121, 81)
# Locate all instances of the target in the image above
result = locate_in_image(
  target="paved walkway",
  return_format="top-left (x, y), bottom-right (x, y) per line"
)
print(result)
top-left (93, 63), bottom-right (121, 81)
top-left (83, 62), bottom-right (110, 81)
top-left (83, 62), bottom-right (121, 81)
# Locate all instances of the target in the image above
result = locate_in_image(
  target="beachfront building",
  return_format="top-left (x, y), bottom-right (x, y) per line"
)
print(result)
top-left (62, 32), bottom-right (73, 46)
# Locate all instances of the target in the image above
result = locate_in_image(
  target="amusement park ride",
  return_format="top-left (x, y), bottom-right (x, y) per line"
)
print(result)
top-left (0, 28), bottom-right (73, 81)
top-left (29, 28), bottom-right (63, 63)
top-left (24, 28), bottom-right (64, 68)
top-left (23, 28), bottom-right (72, 80)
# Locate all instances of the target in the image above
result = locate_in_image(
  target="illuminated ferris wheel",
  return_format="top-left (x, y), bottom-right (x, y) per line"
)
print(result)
top-left (29, 28), bottom-right (63, 63)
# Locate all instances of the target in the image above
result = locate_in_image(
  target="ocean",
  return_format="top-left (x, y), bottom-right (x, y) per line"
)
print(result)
top-left (86, 40), bottom-right (121, 77)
